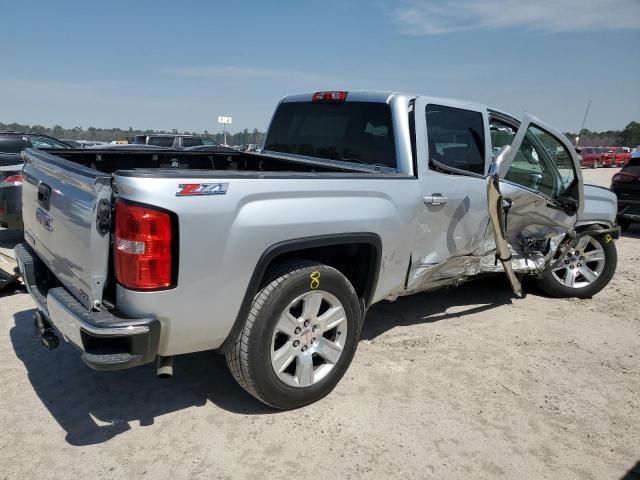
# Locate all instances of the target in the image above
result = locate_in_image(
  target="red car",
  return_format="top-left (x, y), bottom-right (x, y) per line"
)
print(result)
top-left (599, 147), bottom-right (617, 167)
top-left (612, 147), bottom-right (631, 167)
top-left (578, 146), bottom-right (603, 168)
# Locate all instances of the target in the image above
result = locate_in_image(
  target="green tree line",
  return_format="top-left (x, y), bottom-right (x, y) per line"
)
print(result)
top-left (0, 121), bottom-right (266, 146)
top-left (565, 121), bottom-right (640, 148)
top-left (3, 119), bottom-right (638, 149)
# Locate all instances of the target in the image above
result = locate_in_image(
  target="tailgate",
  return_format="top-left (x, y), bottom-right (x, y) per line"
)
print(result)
top-left (21, 148), bottom-right (112, 309)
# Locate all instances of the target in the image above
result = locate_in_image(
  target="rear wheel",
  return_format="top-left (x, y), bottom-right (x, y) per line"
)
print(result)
top-left (226, 260), bottom-right (361, 409)
top-left (536, 226), bottom-right (617, 298)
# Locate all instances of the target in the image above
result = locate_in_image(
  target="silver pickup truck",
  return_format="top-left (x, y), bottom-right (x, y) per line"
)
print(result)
top-left (16, 91), bottom-right (619, 409)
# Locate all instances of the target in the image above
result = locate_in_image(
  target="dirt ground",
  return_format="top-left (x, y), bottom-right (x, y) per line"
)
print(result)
top-left (0, 168), bottom-right (638, 480)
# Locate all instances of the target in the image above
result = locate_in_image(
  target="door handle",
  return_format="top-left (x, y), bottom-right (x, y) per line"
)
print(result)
top-left (423, 195), bottom-right (448, 206)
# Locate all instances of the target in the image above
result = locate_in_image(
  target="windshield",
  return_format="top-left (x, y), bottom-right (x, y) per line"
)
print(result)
top-left (30, 136), bottom-right (71, 149)
top-left (147, 136), bottom-right (175, 147)
top-left (182, 137), bottom-right (204, 147)
top-left (264, 101), bottom-right (397, 169)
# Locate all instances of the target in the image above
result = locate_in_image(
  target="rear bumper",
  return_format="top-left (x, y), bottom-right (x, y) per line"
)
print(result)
top-left (15, 242), bottom-right (161, 371)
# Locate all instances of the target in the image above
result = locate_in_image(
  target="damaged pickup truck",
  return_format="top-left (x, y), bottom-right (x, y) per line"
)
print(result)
top-left (16, 91), bottom-right (619, 409)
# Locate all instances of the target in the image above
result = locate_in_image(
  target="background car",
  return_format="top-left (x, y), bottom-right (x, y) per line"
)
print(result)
top-left (578, 146), bottom-right (603, 168)
top-left (0, 132), bottom-right (72, 230)
top-left (612, 147), bottom-right (631, 167)
top-left (131, 134), bottom-right (217, 148)
top-left (183, 143), bottom-right (237, 153)
top-left (78, 140), bottom-right (110, 148)
top-left (611, 151), bottom-right (640, 229)
top-left (599, 147), bottom-right (616, 167)
top-left (60, 139), bottom-right (82, 148)
top-left (0, 165), bottom-right (23, 229)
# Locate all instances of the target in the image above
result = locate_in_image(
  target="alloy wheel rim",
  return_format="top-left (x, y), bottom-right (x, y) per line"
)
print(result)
top-left (270, 290), bottom-right (348, 388)
top-left (551, 235), bottom-right (605, 289)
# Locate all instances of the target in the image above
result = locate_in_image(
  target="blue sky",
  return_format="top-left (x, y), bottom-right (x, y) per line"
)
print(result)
top-left (2, 0), bottom-right (639, 134)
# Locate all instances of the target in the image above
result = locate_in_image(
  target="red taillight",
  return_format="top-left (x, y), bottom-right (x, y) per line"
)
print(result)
top-left (612, 172), bottom-right (640, 184)
top-left (114, 199), bottom-right (174, 290)
top-left (312, 91), bottom-right (348, 103)
top-left (2, 174), bottom-right (23, 185)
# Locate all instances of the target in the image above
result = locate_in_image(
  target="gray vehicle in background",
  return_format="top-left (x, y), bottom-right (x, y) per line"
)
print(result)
top-left (132, 134), bottom-right (218, 148)
top-left (0, 132), bottom-right (72, 229)
top-left (16, 91), bottom-right (619, 409)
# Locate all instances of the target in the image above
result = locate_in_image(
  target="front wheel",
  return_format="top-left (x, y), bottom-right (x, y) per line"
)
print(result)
top-left (226, 260), bottom-right (361, 409)
top-left (536, 227), bottom-right (617, 298)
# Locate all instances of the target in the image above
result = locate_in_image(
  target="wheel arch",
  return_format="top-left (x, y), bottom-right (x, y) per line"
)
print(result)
top-left (576, 220), bottom-right (614, 230)
top-left (575, 220), bottom-right (620, 239)
top-left (218, 233), bottom-right (382, 353)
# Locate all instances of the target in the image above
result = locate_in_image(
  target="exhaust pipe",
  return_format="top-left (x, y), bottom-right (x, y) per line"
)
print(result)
top-left (33, 311), bottom-right (59, 350)
top-left (157, 355), bottom-right (173, 379)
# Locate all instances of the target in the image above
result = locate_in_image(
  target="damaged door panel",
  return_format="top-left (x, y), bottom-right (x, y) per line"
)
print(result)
top-left (405, 106), bottom-right (584, 295)
top-left (490, 113), bottom-right (584, 276)
top-left (406, 97), bottom-right (494, 293)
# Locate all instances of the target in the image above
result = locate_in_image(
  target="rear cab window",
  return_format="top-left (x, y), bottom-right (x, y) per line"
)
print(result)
top-left (147, 136), bottom-right (175, 147)
top-left (182, 137), bottom-right (204, 148)
top-left (264, 101), bottom-right (397, 169)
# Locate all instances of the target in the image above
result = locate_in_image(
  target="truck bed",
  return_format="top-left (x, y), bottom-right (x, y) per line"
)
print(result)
top-left (42, 148), bottom-right (398, 175)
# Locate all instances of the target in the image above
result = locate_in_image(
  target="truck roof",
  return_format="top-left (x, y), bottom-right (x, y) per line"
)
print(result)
top-left (280, 90), bottom-right (519, 123)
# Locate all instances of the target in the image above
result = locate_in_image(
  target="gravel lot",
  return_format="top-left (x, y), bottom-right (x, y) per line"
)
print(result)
top-left (0, 168), bottom-right (638, 479)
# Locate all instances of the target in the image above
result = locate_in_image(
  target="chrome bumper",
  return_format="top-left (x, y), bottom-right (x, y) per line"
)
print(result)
top-left (15, 242), bottom-right (161, 371)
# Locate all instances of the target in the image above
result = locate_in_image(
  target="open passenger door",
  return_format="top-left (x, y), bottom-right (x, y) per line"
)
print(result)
top-left (486, 113), bottom-right (584, 295)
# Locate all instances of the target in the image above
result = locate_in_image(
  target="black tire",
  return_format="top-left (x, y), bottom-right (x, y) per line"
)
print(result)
top-left (618, 218), bottom-right (632, 230)
top-left (225, 260), bottom-right (361, 409)
top-left (536, 226), bottom-right (617, 299)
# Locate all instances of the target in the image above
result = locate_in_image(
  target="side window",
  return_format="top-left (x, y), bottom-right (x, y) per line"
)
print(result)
top-left (425, 104), bottom-right (485, 175)
top-left (504, 125), bottom-right (577, 199)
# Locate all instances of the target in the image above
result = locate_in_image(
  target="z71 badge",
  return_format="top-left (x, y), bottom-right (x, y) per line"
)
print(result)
top-left (176, 183), bottom-right (229, 196)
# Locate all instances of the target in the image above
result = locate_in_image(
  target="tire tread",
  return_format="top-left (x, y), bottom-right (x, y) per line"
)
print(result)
top-left (225, 260), bottom-right (351, 408)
